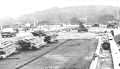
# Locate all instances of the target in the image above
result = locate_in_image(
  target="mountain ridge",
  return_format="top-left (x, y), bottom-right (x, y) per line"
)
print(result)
top-left (0, 5), bottom-right (120, 25)
top-left (18, 5), bottom-right (120, 24)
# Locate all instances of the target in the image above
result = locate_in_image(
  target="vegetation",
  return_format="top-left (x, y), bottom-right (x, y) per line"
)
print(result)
top-left (0, 6), bottom-right (120, 26)
top-left (17, 6), bottom-right (119, 25)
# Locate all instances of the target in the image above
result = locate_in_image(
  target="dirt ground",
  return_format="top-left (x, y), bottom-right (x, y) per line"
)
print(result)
top-left (0, 32), bottom-right (97, 69)
top-left (21, 39), bottom-right (98, 69)
top-left (0, 40), bottom-right (66, 69)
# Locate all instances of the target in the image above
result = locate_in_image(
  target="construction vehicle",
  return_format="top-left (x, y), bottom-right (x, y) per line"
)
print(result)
top-left (31, 30), bottom-right (58, 43)
top-left (44, 34), bottom-right (58, 43)
top-left (78, 23), bottom-right (88, 32)
top-left (92, 24), bottom-right (99, 27)
top-left (31, 30), bottom-right (46, 36)
top-left (101, 33), bottom-right (110, 50)
top-left (17, 36), bottom-right (47, 50)
top-left (43, 32), bottom-right (58, 43)
top-left (102, 41), bottom-right (110, 50)
top-left (1, 28), bottom-right (17, 38)
top-left (0, 39), bottom-right (17, 59)
top-left (107, 23), bottom-right (118, 29)
top-left (1, 32), bottom-right (16, 38)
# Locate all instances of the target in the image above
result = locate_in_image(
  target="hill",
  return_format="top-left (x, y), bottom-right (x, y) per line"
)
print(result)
top-left (1, 5), bottom-right (120, 25)
top-left (0, 17), bottom-right (17, 26)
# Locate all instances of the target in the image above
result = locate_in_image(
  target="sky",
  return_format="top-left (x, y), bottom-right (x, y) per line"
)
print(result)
top-left (0, 0), bottom-right (120, 18)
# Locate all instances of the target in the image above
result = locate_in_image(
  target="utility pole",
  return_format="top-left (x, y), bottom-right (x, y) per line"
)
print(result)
top-left (33, 18), bottom-right (36, 27)
top-left (118, 9), bottom-right (120, 27)
top-left (116, 9), bottom-right (120, 28)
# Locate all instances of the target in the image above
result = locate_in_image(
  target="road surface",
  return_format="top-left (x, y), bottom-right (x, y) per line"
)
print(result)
top-left (0, 32), bottom-right (97, 69)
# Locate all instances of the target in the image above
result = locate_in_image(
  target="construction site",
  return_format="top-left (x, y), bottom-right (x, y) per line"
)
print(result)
top-left (0, 20), bottom-right (120, 69)
top-left (0, 1), bottom-right (120, 69)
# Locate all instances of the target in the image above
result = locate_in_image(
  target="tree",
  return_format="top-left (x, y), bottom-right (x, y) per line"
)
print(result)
top-left (70, 17), bottom-right (80, 24)
top-left (98, 14), bottom-right (115, 24)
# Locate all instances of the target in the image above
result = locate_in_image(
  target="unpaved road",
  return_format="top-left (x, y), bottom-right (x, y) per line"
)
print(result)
top-left (21, 39), bottom-right (98, 69)
top-left (0, 32), bottom-right (97, 69)
top-left (0, 40), bottom-right (67, 69)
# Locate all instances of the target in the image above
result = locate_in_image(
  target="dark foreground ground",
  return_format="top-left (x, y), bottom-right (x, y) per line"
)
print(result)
top-left (0, 40), bottom-right (66, 69)
top-left (21, 39), bottom-right (98, 69)
top-left (0, 36), bottom-right (97, 69)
